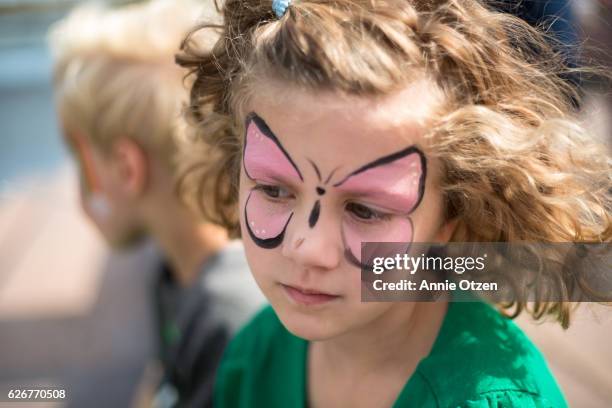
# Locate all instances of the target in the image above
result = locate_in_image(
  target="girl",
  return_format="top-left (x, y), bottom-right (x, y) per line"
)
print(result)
top-left (177, 0), bottom-right (611, 406)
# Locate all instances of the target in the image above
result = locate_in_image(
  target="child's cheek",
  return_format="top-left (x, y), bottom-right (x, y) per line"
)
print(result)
top-left (244, 190), bottom-right (292, 240)
top-left (239, 182), bottom-right (276, 276)
top-left (342, 216), bottom-right (415, 268)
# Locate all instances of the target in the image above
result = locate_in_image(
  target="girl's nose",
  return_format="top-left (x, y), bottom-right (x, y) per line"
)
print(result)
top-left (281, 207), bottom-right (342, 271)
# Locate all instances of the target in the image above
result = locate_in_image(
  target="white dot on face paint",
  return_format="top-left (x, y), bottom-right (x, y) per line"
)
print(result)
top-left (262, 230), bottom-right (266, 234)
top-left (250, 221), bottom-right (255, 226)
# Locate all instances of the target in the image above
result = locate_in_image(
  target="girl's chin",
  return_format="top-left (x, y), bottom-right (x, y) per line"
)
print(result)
top-left (274, 305), bottom-right (346, 342)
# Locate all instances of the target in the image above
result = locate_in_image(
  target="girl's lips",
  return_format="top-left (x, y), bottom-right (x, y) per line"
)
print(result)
top-left (281, 284), bottom-right (340, 306)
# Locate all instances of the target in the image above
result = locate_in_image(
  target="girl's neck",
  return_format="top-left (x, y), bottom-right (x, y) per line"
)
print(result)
top-left (311, 301), bottom-right (448, 379)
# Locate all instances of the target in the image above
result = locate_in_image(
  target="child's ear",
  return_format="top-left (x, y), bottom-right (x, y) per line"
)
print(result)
top-left (434, 217), bottom-right (458, 243)
top-left (111, 137), bottom-right (148, 197)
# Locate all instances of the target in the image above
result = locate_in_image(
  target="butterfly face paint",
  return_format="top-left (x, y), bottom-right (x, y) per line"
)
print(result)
top-left (243, 114), bottom-right (301, 248)
top-left (242, 112), bottom-right (426, 268)
top-left (334, 147), bottom-right (426, 267)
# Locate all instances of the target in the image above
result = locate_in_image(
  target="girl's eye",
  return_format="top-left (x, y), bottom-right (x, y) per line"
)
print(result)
top-left (346, 202), bottom-right (390, 221)
top-left (255, 184), bottom-right (293, 199)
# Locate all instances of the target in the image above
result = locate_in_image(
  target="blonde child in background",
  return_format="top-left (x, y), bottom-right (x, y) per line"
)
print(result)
top-left (49, 1), bottom-right (264, 406)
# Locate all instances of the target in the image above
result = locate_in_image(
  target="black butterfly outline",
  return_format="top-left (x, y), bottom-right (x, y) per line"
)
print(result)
top-left (242, 112), bottom-right (427, 270)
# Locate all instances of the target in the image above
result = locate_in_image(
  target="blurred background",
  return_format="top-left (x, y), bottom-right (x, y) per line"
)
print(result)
top-left (0, 0), bottom-right (610, 407)
top-left (1, 1), bottom-right (165, 407)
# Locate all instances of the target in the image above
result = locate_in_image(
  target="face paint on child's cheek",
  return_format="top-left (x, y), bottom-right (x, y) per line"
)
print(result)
top-left (334, 147), bottom-right (427, 268)
top-left (243, 113), bottom-right (303, 249)
top-left (244, 190), bottom-right (294, 248)
top-left (342, 217), bottom-right (415, 269)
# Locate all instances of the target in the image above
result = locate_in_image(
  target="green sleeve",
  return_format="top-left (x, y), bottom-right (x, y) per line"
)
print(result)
top-left (458, 390), bottom-right (561, 408)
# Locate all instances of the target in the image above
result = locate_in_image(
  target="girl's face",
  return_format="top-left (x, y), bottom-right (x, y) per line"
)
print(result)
top-left (239, 81), bottom-right (451, 340)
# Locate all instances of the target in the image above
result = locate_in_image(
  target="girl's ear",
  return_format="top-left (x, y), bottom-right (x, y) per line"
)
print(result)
top-left (111, 137), bottom-right (149, 198)
top-left (435, 218), bottom-right (458, 243)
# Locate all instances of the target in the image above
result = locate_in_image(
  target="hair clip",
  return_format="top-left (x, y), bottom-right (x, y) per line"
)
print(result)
top-left (272, 0), bottom-right (291, 18)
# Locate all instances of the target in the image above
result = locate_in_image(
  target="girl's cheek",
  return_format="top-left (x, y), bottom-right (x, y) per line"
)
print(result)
top-left (342, 215), bottom-right (414, 265)
top-left (244, 190), bottom-right (293, 240)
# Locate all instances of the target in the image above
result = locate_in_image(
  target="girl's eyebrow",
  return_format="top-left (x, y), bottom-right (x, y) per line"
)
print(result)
top-left (252, 170), bottom-right (297, 187)
top-left (244, 112), bottom-right (304, 181)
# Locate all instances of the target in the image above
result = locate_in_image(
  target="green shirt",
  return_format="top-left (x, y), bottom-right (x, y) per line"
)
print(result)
top-left (214, 301), bottom-right (567, 407)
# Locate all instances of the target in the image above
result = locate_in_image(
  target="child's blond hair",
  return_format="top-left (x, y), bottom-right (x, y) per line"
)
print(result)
top-left (49, 0), bottom-right (215, 165)
top-left (177, 0), bottom-right (611, 326)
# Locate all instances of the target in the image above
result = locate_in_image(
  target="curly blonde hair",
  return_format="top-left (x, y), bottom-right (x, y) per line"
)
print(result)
top-left (176, 0), bottom-right (611, 327)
